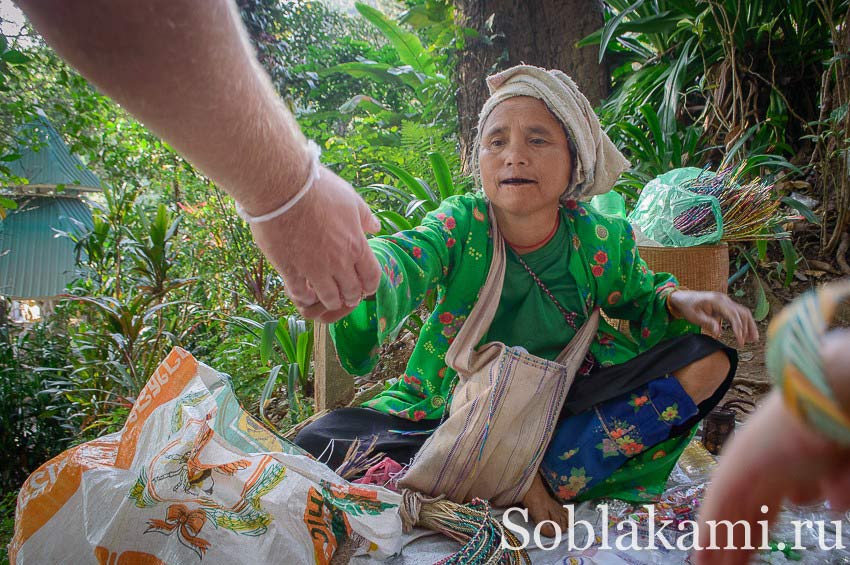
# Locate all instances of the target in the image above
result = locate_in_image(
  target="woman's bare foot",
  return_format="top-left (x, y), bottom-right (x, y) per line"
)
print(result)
top-left (522, 472), bottom-right (569, 537)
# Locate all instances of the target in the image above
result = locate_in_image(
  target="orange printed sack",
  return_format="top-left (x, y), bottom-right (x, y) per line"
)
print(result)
top-left (10, 348), bottom-right (403, 564)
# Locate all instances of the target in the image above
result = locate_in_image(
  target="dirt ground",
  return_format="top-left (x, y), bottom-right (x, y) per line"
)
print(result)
top-left (715, 319), bottom-right (771, 418)
top-left (718, 270), bottom-right (850, 417)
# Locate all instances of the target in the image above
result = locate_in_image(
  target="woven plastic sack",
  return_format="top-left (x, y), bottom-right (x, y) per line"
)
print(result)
top-left (627, 167), bottom-right (723, 247)
top-left (10, 347), bottom-right (404, 564)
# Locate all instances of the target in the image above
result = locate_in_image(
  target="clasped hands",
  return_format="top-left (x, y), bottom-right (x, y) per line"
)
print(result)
top-left (249, 167), bottom-right (382, 323)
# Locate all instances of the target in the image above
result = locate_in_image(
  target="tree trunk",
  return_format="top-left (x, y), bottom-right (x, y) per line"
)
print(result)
top-left (456, 0), bottom-right (608, 171)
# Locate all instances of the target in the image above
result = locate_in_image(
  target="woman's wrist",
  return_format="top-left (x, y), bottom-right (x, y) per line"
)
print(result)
top-left (665, 287), bottom-right (687, 319)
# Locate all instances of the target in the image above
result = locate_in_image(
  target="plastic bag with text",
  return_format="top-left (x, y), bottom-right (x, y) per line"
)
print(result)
top-left (10, 347), bottom-right (404, 564)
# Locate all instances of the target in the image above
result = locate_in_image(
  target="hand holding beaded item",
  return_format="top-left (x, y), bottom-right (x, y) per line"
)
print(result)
top-left (766, 279), bottom-right (850, 445)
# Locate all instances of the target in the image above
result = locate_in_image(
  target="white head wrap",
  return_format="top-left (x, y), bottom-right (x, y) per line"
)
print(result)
top-left (472, 65), bottom-right (630, 201)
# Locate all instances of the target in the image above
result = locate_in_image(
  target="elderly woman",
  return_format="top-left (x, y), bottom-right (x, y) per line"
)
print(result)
top-left (295, 65), bottom-right (758, 534)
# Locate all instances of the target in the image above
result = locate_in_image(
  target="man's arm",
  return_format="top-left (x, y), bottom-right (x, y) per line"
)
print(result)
top-left (17, 0), bottom-right (381, 318)
top-left (19, 0), bottom-right (306, 211)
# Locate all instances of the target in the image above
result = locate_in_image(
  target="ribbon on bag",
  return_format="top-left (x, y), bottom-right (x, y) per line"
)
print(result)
top-left (146, 503), bottom-right (211, 558)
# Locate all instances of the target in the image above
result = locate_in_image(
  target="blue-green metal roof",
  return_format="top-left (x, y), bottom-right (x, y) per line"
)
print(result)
top-left (6, 115), bottom-right (103, 192)
top-left (0, 196), bottom-right (93, 299)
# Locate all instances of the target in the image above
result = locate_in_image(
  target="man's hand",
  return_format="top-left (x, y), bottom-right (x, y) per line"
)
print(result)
top-left (695, 329), bottom-right (850, 564)
top-left (667, 290), bottom-right (759, 346)
top-left (249, 167), bottom-right (382, 323)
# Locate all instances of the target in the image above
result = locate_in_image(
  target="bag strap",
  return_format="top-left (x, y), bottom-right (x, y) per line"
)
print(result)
top-left (511, 248), bottom-right (587, 325)
top-left (554, 308), bottom-right (599, 365)
top-left (445, 204), bottom-right (506, 374)
top-left (510, 246), bottom-right (598, 364)
top-left (447, 206), bottom-right (601, 375)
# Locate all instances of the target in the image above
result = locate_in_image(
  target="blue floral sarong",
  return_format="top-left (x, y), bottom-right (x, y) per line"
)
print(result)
top-left (541, 374), bottom-right (698, 502)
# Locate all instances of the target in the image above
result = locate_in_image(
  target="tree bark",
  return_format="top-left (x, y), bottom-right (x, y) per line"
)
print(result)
top-left (456, 0), bottom-right (608, 171)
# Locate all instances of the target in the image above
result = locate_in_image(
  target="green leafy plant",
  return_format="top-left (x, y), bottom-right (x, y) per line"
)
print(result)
top-left (302, 0), bottom-right (461, 185)
top-left (50, 194), bottom-right (199, 435)
top-left (736, 246), bottom-right (771, 321)
top-left (587, 0), bottom-right (843, 159)
top-left (228, 305), bottom-right (313, 426)
top-left (0, 196), bottom-right (17, 221)
top-left (1, 490), bottom-right (16, 565)
top-left (128, 204), bottom-right (193, 299)
top-left (0, 317), bottom-right (76, 493)
top-left (360, 151), bottom-right (470, 233)
top-left (323, 3), bottom-right (443, 100)
top-left (609, 105), bottom-right (705, 199)
top-left (586, 0), bottom-right (837, 303)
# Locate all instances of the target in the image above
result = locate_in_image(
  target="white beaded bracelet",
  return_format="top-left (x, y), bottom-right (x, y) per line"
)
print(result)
top-left (235, 140), bottom-right (322, 224)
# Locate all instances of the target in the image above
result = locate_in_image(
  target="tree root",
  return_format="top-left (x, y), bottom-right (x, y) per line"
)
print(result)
top-left (836, 232), bottom-right (850, 275)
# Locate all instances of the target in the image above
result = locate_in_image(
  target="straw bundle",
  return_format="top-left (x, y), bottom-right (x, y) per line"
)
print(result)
top-left (336, 439), bottom-right (530, 564)
top-left (674, 166), bottom-right (793, 242)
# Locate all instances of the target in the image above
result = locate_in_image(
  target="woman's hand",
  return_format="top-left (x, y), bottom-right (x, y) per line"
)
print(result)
top-left (667, 290), bottom-right (759, 347)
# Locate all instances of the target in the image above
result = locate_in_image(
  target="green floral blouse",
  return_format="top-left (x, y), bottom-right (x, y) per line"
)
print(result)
top-left (330, 192), bottom-right (695, 422)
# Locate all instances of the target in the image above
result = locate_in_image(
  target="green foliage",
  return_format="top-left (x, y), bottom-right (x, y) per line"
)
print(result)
top-left (0, 195), bottom-right (16, 220)
top-left (128, 204), bottom-right (193, 298)
top-left (737, 246), bottom-right (770, 321)
top-left (48, 191), bottom-right (200, 436)
top-left (227, 305), bottom-right (313, 426)
top-left (608, 105), bottom-right (705, 199)
top-left (589, 0), bottom-right (846, 169)
top-left (0, 30), bottom-right (37, 221)
top-left (0, 317), bottom-right (76, 493)
top-left (588, 0), bottom-right (846, 295)
top-left (1, 490), bottom-right (15, 565)
top-left (360, 151), bottom-right (469, 233)
top-left (239, 0), bottom-right (385, 106)
top-left (296, 0), bottom-right (462, 185)
top-left (355, 3), bottom-right (437, 76)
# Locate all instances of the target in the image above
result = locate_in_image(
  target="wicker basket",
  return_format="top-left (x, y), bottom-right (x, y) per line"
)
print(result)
top-left (638, 243), bottom-right (729, 294)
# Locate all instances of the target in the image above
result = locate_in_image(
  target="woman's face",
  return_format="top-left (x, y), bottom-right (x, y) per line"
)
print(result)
top-left (479, 96), bottom-right (572, 219)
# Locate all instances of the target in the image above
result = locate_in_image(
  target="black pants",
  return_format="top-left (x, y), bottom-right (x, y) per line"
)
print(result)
top-left (294, 407), bottom-right (440, 470)
top-left (294, 334), bottom-right (737, 470)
